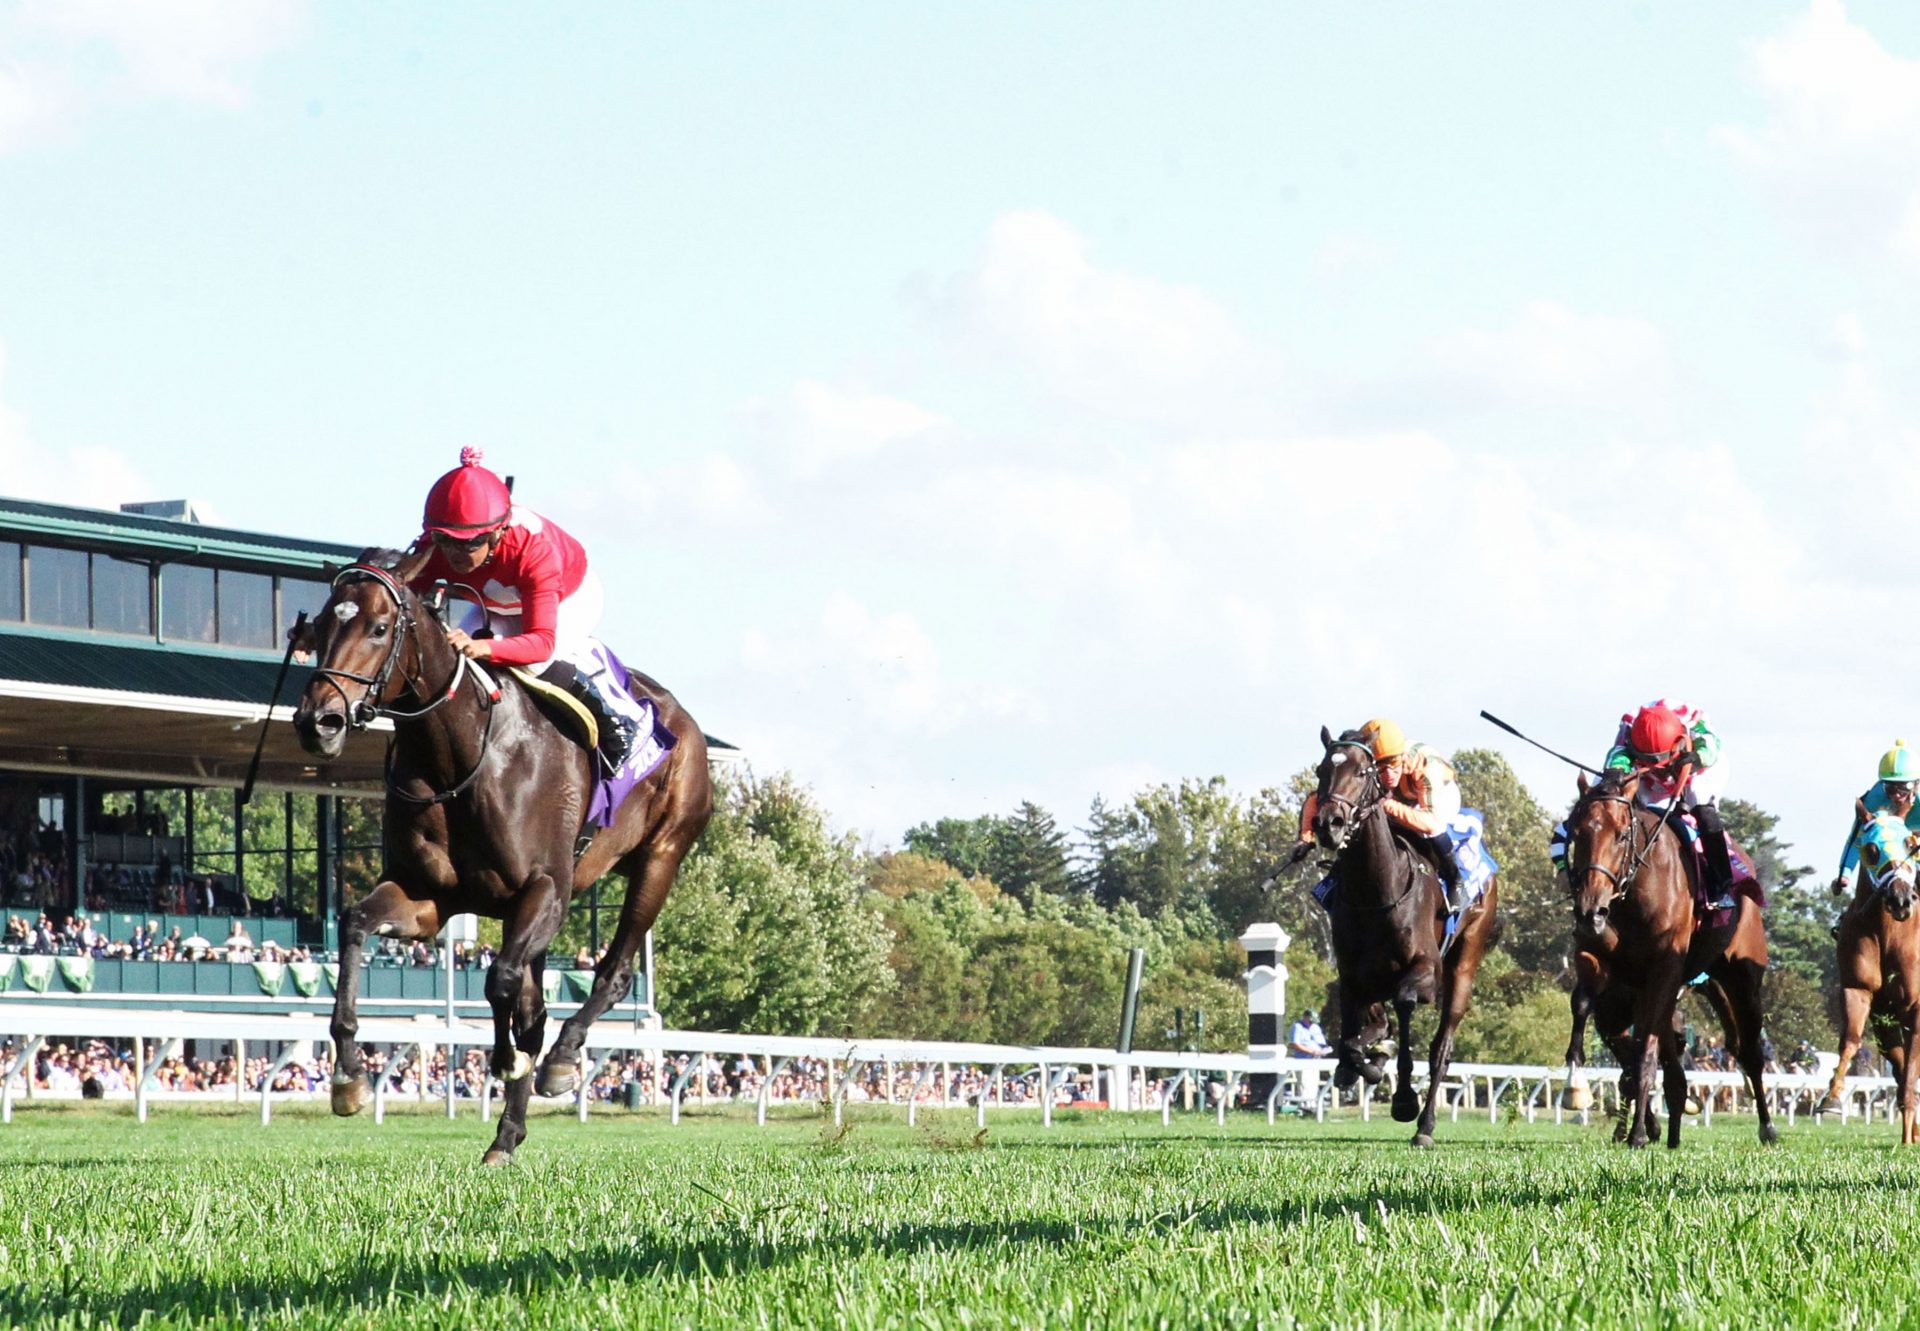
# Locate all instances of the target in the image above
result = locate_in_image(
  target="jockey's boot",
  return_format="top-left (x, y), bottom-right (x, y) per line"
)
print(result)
top-left (1693, 802), bottom-right (1736, 909)
top-left (576, 670), bottom-right (640, 769)
top-left (541, 661), bottom-right (640, 769)
top-left (1426, 833), bottom-right (1467, 914)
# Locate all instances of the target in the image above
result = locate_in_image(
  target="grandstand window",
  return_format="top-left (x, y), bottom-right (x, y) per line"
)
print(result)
top-left (217, 570), bottom-right (274, 649)
top-left (90, 554), bottom-right (152, 636)
top-left (0, 542), bottom-right (19, 620)
top-left (277, 576), bottom-right (329, 642)
top-left (26, 544), bottom-right (89, 629)
top-left (161, 565), bottom-right (217, 643)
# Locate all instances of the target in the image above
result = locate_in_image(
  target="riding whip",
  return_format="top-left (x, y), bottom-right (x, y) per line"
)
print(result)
top-left (1478, 710), bottom-right (1603, 775)
top-left (242, 611), bottom-right (308, 806)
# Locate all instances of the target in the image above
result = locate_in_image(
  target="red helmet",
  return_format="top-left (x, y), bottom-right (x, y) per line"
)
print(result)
top-left (1627, 703), bottom-right (1688, 762)
top-left (423, 447), bottom-right (511, 537)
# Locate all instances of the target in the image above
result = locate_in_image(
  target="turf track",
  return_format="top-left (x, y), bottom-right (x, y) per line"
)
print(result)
top-left (0, 1104), bottom-right (1909, 1329)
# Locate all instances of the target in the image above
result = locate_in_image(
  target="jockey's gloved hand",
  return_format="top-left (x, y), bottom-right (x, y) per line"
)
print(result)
top-left (1832, 875), bottom-right (1849, 897)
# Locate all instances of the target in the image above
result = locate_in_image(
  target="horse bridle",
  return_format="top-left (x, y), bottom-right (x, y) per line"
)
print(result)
top-left (312, 562), bottom-right (497, 805)
top-left (1317, 738), bottom-right (1384, 852)
top-left (1568, 789), bottom-right (1681, 908)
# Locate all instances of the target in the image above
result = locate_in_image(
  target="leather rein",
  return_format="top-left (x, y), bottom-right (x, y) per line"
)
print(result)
top-left (311, 562), bottom-right (499, 806)
top-left (1318, 738), bottom-right (1426, 914)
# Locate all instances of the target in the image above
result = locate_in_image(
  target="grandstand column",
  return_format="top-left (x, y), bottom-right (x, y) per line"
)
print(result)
top-left (68, 776), bottom-right (87, 915)
top-left (1240, 923), bottom-right (1290, 1109)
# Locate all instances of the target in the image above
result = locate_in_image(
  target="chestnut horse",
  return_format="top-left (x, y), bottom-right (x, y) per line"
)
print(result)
top-left (1310, 727), bottom-right (1498, 1147)
top-left (1819, 811), bottom-right (1920, 1141)
top-left (291, 552), bottom-right (711, 1164)
top-left (1561, 769), bottom-right (1776, 1148)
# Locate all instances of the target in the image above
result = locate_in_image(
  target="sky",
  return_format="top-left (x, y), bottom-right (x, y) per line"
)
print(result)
top-left (2, 1), bottom-right (1919, 874)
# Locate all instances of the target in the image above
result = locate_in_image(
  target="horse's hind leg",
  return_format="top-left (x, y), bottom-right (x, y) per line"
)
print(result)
top-left (1414, 954), bottom-right (1480, 1147)
top-left (329, 882), bottom-right (443, 1118)
top-left (1706, 962), bottom-right (1778, 1144)
top-left (539, 842), bottom-right (693, 1097)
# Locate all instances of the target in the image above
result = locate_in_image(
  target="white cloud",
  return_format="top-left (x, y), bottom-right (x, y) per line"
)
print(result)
top-left (0, 59), bottom-right (70, 153)
top-left (928, 209), bottom-right (1283, 428)
top-left (0, 0), bottom-right (302, 152)
top-left (759, 379), bottom-right (945, 475)
top-left (1715, 0), bottom-right (1920, 262)
top-left (0, 342), bottom-right (151, 507)
top-left (1426, 300), bottom-right (1672, 410)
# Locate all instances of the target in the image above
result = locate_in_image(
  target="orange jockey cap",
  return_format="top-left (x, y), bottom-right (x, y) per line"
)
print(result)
top-left (423, 447), bottom-right (512, 538)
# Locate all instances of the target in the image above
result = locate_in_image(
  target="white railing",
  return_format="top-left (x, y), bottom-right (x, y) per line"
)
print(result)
top-left (0, 1002), bottom-right (1901, 1131)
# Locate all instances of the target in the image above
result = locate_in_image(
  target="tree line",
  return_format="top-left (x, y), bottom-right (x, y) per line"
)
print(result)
top-left (542, 750), bottom-right (1835, 1062)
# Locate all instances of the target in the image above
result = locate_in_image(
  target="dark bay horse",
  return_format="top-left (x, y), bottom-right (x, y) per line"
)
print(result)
top-left (1562, 769), bottom-right (1776, 1148)
top-left (1311, 726), bottom-right (1498, 1147)
top-left (1819, 811), bottom-right (1920, 1141)
top-left (291, 552), bottom-right (711, 1164)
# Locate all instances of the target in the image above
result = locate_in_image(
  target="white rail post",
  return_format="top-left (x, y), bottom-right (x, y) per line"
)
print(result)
top-left (234, 1038), bottom-right (246, 1105)
top-left (2, 1036), bottom-right (45, 1125)
top-left (577, 1057), bottom-right (598, 1123)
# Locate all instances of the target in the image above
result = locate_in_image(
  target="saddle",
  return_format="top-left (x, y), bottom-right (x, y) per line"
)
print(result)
top-left (508, 666), bottom-right (599, 751)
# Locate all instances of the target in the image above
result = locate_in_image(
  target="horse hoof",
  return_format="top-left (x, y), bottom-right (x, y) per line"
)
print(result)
top-left (331, 1077), bottom-right (371, 1117)
top-left (1561, 1087), bottom-right (1593, 1111)
top-left (1759, 1122), bottom-right (1780, 1145)
top-left (1683, 1097), bottom-right (1702, 1116)
top-left (1391, 1091), bottom-right (1420, 1123)
top-left (1411, 1132), bottom-right (1435, 1149)
top-left (1332, 1065), bottom-right (1359, 1091)
top-left (481, 1148), bottom-right (514, 1167)
top-left (495, 1051), bottom-right (533, 1083)
top-left (1357, 1060), bottom-right (1388, 1087)
top-left (537, 1064), bottom-right (578, 1099)
top-left (1814, 1094), bottom-right (1841, 1116)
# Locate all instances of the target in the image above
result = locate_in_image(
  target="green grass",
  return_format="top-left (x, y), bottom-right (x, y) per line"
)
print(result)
top-left (0, 1102), bottom-right (1910, 1329)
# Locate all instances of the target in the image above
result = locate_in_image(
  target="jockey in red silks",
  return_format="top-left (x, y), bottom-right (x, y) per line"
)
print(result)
top-left (407, 447), bottom-right (641, 764)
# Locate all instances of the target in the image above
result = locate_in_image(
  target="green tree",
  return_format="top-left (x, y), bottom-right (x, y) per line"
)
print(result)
top-left (1453, 747), bottom-right (1566, 976)
top-left (903, 816), bottom-right (1004, 880)
top-left (651, 770), bottom-right (893, 1036)
top-left (990, 801), bottom-right (1071, 904)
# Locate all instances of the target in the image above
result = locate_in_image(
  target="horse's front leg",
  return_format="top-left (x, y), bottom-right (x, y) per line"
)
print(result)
top-left (482, 871), bottom-right (568, 1166)
top-left (1822, 987), bottom-right (1874, 1115)
top-left (1626, 980), bottom-right (1677, 1149)
top-left (1563, 951), bottom-right (1602, 1111)
top-left (330, 882), bottom-right (443, 1117)
top-left (1390, 998), bottom-right (1421, 1122)
top-left (1332, 986), bottom-right (1375, 1090)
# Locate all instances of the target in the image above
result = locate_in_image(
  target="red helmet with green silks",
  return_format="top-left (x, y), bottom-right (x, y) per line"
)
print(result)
top-left (1626, 703), bottom-right (1688, 764)
top-left (423, 447), bottom-right (511, 538)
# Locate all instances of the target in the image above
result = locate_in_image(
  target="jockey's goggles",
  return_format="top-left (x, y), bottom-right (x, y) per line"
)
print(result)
top-left (1888, 781), bottom-right (1919, 799)
top-left (430, 527), bottom-right (499, 554)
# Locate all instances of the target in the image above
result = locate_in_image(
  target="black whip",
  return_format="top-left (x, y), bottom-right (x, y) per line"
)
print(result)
top-left (242, 611), bottom-right (308, 805)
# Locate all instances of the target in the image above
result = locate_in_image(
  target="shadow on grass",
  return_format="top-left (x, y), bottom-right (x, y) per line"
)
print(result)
top-left (9, 1166), bottom-right (1917, 1324)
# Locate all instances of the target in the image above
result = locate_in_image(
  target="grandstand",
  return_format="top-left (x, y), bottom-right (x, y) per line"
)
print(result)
top-left (0, 493), bottom-right (730, 1020)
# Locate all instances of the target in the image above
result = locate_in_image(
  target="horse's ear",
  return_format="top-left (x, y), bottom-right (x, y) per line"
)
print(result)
top-left (1576, 773), bottom-right (1592, 797)
top-left (391, 545), bottom-right (432, 584)
top-left (1320, 725), bottom-right (1333, 750)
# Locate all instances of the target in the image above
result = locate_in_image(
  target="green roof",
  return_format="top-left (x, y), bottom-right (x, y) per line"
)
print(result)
top-left (0, 495), bottom-right (363, 575)
top-left (0, 628), bottom-right (307, 706)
